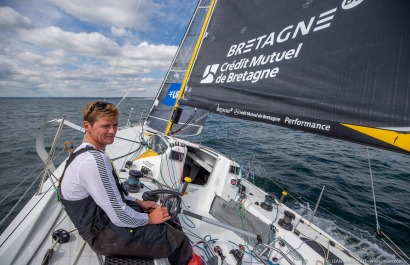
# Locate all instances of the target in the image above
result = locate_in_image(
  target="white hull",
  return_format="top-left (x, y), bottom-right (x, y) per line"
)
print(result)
top-left (0, 123), bottom-right (365, 265)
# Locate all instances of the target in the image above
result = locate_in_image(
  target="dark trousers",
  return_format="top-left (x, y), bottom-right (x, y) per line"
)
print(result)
top-left (88, 201), bottom-right (192, 265)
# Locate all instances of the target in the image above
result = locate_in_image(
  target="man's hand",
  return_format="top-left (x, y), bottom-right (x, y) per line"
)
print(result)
top-left (148, 207), bottom-right (171, 224)
top-left (136, 199), bottom-right (157, 213)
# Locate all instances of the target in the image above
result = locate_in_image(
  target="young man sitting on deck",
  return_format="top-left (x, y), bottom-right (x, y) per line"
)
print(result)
top-left (59, 100), bottom-right (203, 265)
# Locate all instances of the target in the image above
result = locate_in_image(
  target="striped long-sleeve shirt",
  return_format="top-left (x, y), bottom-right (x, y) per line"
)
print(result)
top-left (61, 143), bottom-right (148, 227)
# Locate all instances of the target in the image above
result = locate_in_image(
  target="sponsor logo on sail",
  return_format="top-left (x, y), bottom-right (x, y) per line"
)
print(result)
top-left (227, 8), bottom-right (337, 57)
top-left (200, 64), bottom-right (219, 83)
top-left (203, 42), bottom-right (302, 85)
top-left (284, 117), bottom-right (331, 131)
top-left (226, 2), bottom-right (364, 57)
top-left (216, 106), bottom-right (233, 114)
top-left (233, 108), bottom-right (280, 123)
top-left (199, 2), bottom-right (364, 86)
top-left (163, 83), bottom-right (181, 106)
top-left (342, 0), bottom-right (364, 10)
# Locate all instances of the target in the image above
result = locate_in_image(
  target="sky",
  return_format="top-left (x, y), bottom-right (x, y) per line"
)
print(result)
top-left (0, 0), bottom-right (198, 97)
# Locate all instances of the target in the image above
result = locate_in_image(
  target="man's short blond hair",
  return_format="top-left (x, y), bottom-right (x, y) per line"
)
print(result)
top-left (83, 100), bottom-right (119, 125)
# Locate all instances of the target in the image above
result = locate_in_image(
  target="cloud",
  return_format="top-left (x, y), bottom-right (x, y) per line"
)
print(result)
top-left (0, 62), bottom-right (16, 80)
top-left (111, 26), bottom-right (128, 37)
top-left (49, 0), bottom-right (153, 29)
top-left (121, 42), bottom-right (177, 65)
top-left (0, 1), bottom-right (197, 97)
top-left (18, 26), bottom-right (120, 57)
top-left (0, 6), bottom-right (33, 31)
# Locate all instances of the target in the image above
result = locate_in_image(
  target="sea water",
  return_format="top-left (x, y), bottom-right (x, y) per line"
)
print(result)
top-left (0, 97), bottom-right (408, 262)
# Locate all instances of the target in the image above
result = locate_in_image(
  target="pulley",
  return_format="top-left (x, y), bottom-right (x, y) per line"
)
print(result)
top-left (52, 229), bottom-right (70, 243)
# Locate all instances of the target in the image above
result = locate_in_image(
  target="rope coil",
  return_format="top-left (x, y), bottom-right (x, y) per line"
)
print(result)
top-left (64, 141), bottom-right (74, 154)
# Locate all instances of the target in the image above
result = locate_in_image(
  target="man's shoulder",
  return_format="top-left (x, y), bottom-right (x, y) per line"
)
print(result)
top-left (70, 145), bottom-right (106, 164)
top-left (74, 143), bottom-right (96, 152)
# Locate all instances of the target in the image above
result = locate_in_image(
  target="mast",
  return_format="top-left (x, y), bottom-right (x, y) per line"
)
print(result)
top-left (164, 0), bottom-right (217, 135)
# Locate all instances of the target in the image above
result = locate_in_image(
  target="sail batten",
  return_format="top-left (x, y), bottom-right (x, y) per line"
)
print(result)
top-left (182, 0), bottom-right (410, 154)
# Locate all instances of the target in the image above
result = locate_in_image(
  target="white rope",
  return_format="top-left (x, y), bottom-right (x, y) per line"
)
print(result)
top-left (366, 148), bottom-right (380, 233)
top-left (0, 161), bottom-right (43, 205)
top-left (380, 237), bottom-right (410, 263)
top-left (116, 90), bottom-right (131, 108)
top-left (0, 171), bottom-right (43, 227)
top-left (382, 233), bottom-right (410, 262)
top-left (366, 149), bottom-right (410, 264)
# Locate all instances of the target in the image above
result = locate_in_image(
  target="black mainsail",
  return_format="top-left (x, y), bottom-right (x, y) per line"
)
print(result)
top-left (181, 0), bottom-right (410, 154)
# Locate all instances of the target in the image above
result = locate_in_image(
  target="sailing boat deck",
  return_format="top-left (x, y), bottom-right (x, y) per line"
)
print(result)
top-left (0, 125), bottom-right (366, 264)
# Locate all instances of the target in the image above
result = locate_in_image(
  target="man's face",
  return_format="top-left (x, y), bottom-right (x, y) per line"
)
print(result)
top-left (84, 115), bottom-right (118, 149)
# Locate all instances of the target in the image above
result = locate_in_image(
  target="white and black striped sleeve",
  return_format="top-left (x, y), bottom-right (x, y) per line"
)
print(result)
top-left (79, 150), bottom-right (149, 228)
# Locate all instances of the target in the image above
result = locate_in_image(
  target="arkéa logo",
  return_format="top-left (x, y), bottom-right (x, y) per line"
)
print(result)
top-left (342, 0), bottom-right (364, 9)
top-left (200, 64), bottom-right (219, 84)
